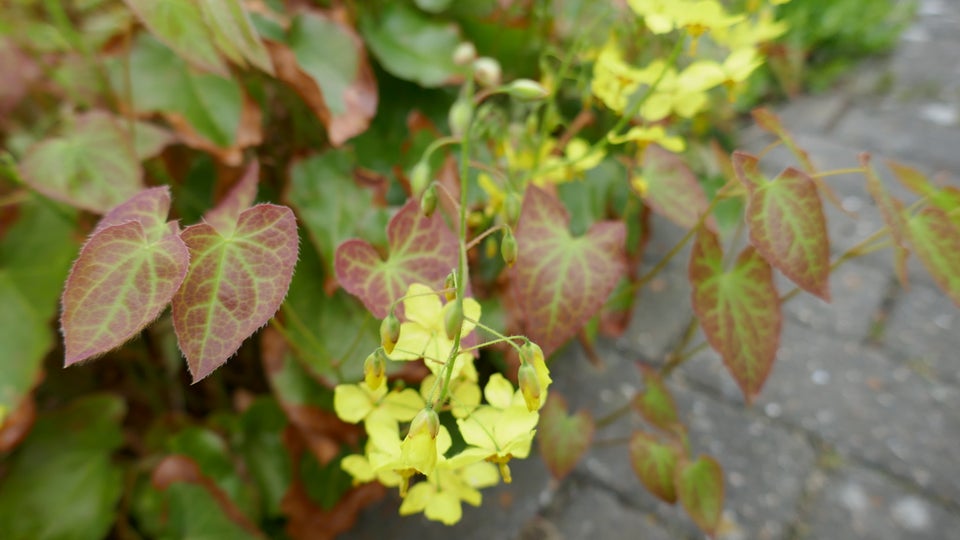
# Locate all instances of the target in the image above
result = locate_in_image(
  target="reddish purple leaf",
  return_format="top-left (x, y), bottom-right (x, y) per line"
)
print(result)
top-left (734, 152), bottom-right (831, 301)
top-left (641, 144), bottom-right (716, 231)
top-left (861, 154), bottom-right (911, 286)
top-left (628, 431), bottom-right (680, 503)
top-left (204, 159), bottom-right (260, 236)
top-left (511, 186), bottom-right (627, 355)
top-left (633, 366), bottom-right (681, 433)
top-left (62, 188), bottom-right (189, 365)
top-left (689, 227), bottom-right (782, 403)
top-left (676, 455), bottom-right (725, 535)
top-left (538, 393), bottom-right (594, 480)
top-left (172, 204), bottom-right (298, 382)
top-left (334, 199), bottom-right (458, 318)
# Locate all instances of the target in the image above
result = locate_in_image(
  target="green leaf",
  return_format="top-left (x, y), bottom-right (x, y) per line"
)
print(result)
top-left (907, 207), bottom-right (960, 307)
top-left (415, 0), bottom-right (454, 13)
top-left (172, 204), bottom-right (298, 382)
top-left (112, 34), bottom-right (252, 162)
top-left (359, 2), bottom-right (463, 87)
top-left (19, 110), bottom-right (143, 213)
top-left (335, 199), bottom-right (459, 319)
top-left (199, 0), bottom-right (274, 74)
top-left (537, 393), bottom-right (594, 480)
top-left (633, 366), bottom-right (680, 433)
top-left (0, 394), bottom-right (125, 540)
top-left (628, 432), bottom-right (680, 504)
top-left (860, 154), bottom-right (910, 285)
top-left (287, 150), bottom-right (385, 284)
top-left (734, 152), bottom-right (831, 301)
top-left (275, 11), bottom-right (378, 145)
top-left (676, 455), bottom-right (725, 535)
top-left (237, 398), bottom-right (291, 518)
top-left (640, 144), bottom-right (715, 230)
top-left (511, 186), bottom-right (627, 355)
top-left (123, 0), bottom-right (229, 75)
top-left (886, 159), bottom-right (931, 196)
top-left (62, 187), bottom-right (189, 366)
top-left (689, 227), bottom-right (781, 403)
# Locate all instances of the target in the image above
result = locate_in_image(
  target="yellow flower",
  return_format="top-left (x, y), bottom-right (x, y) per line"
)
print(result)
top-left (390, 283), bottom-right (481, 379)
top-left (519, 341), bottom-right (552, 411)
top-left (629, 0), bottom-right (744, 40)
top-left (712, 8), bottom-right (788, 49)
top-left (638, 61), bottom-right (713, 121)
top-left (333, 380), bottom-right (424, 425)
top-left (363, 412), bottom-right (452, 496)
top-left (420, 367), bottom-right (482, 418)
top-left (591, 39), bottom-right (648, 114)
top-left (399, 460), bottom-right (499, 524)
top-left (608, 125), bottom-right (686, 153)
top-left (478, 173), bottom-right (505, 217)
top-left (455, 374), bottom-right (540, 483)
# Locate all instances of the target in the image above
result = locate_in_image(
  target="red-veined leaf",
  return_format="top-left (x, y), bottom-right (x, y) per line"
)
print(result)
top-left (538, 393), bottom-right (594, 480)
top-left (860, 153), bottom-right (911, 286)
top-left (676, 455), bottom-right (725, 535)
top-left (733, 152), bottom-right (830, 300)
top-left (639, 144), bottom-right (715, 230)
top-left (633, 365), bottom-right (681, 433)
top-left (689, 227), bottom-right (781, 403)
top-left (204, 159), bottom-right (260, 236)
top-left (62, 188), bottom-right (189, 366)
top-left (907, 207), bottom-right (960, 307)
top-left (334, 199), bottom-right (458, 319)
top-left (199, 0), bottom-right (274, 75)
top-left (123, 0), bottom-right (229, 76)
top-left (172, 204), bottom-right (298, 382)
top-left (628, 431), bottom-right (680, 503)
top-left (511, 186), bottom-right (627, 355)
top-left (20, 110), bottom-right (143, 214)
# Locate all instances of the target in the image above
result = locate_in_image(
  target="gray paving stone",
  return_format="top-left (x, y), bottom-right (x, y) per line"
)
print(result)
top-left (797, 464), bottom-right (960, 540)
top-left (548, 345), bottom-right (816, 540)
top-left (535, 480), bottom-right (678, 540)
top-left (340, 454), bottom-right (553, 540)
top-left (681, 323), bottom-right (960, 503)
top-left (883, 282), bottom-right (960, 386)
top-left (832, 107), bottom-right (960, 173)
top-left (617, 261), bottom-right (694, 364)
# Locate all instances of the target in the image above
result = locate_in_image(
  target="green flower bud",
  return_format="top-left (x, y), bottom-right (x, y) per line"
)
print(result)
top-left (409, 407), bottom-right (440, 439)
top-left (472, 57), bottom-right (502, 87)
top-left (444, 271), bottom-right (457, 302)
top-left (410, 161), bottom-right (431, 196)
top-left (506, 79), bottom-right (550, 101)
top-left (520, 341), bottom-right (544, 367)
top-left (421, 185), bottom-right (438, 217)
top-left (452, 42), bottom-right (477, 65)
top-left (501, 227), bottom-right (518, 267)
top-left (363, 350), bottom-right (386, 390)
top-left (380, 313), bottom-right (401, 354)
top-left (503, 192), bottom-right (521, 225)
top-left (518, 361), bottom-right (541, 412)
top-left (443, 300), bottom-right (464, 341)
top-left (448, 98), bottom-right (473, 138)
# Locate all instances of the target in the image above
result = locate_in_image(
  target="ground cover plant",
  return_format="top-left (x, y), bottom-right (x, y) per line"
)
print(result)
top-left (0, 0), bottom-right (952, 538)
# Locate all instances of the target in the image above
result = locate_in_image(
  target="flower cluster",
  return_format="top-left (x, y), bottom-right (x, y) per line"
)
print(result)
top-left (333, 283), bottom-right (551, 524)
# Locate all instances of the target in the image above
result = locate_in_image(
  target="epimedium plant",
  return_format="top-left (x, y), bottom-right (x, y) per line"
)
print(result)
top-left (0, 0), bottom-right (953, 538)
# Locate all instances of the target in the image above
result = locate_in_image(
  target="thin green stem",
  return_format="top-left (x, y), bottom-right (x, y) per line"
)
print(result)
top-left (812, 167), bottom-right (866, 179)
top-left (595, 401), bottom-right (634, 429)
top-left (465, 224), bottom-right (504, 251)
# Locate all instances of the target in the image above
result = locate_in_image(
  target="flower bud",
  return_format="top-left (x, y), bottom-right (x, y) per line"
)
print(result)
top-left (501, 227), bottom-right (518, 267)
top-left (503, 192), bottom-right (521, 224)
top-left (448, 98), bottom-right (473, 138)
top-left (505, 78), bottom-right (550, 101)
top-left (421, 184), bottom-right (438, 217)
top-left (401, 408), bottom-right (440, 477)
top-left (443, 300), bottom-right (464, 341)
top-left (444, 272), bottom-right (457, 302)
top-left (409, 407), bottom-right (440, 439)
top-left (472, 57), bottom-right (502, 87)
top-left (363, 350), bottom-right (386, 390)
top-left (452, 42), bottom-right (477, 65)
top-left (520, 341), bottom-right (544, 368)
top-left (410, 161), bottom-right (431, 196)
top-left (380, 313), bottom-right (401, 354)
top-left (518, 361), bottom-right (541, 412)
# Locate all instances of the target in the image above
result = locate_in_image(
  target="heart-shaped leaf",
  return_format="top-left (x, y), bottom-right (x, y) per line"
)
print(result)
top-left (62, 187), bottom-right (189, 366)
top-left (172, 204), bottom-right (298, 382)
top-left (199, 0), bottom-right (274, 74)
top-left (0, 394), bottom-right (125, 540)
top-left (860, 154), bottom-right (910, 286)
top-left (20, 110), bottom-right (143, 214)
top-left (511, 186), bottom-right (627, 355)
top-left (628, 431), bottom-right (680, 503)
top-left (734, 152), bottom-right (830, 301)
top-left (639, 144), bottom-right (715, 230)
top-left (123, 0), bottom-right (229, 75)
top-left (358, 2), bottom-right (463, 87)
top-left (335, 199), bottom-right (458, 319)
top-left (689, 227), bottom-right (781, 403)
top-left (268, 11), bottom-right (378, 145)
top-left (676, 455), bottom-right (725, 535)
top-left (907, 207), bottom-right (960, 307)
top-left (538, 393), bottom-right (594, 480)
top-left (633, 366), bottom-right (681, 433)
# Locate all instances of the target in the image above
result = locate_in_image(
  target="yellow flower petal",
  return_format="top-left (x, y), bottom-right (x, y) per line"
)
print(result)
top-left (484, 373), bottom-right (515, 409)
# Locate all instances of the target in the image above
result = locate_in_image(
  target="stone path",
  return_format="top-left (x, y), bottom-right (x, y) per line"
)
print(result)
top-left (343, 3), bottom-right (960, 538)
